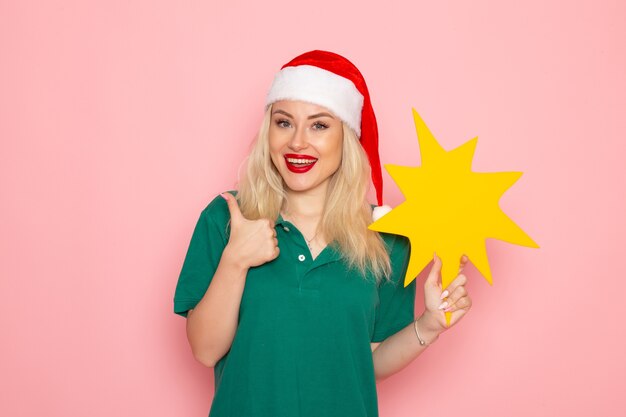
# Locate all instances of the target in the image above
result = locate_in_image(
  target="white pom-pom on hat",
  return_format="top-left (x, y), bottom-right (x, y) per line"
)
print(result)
top-left (372, 205), bottom-right (392, 221)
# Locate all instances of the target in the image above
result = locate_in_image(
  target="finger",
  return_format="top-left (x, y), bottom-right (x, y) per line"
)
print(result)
top-left (444, 273), bottom-right (468, 295)
top-left (221, 192), bottom-right (243, 224)
top-left (445, 295), bottom-right (472, 315)
top-left (448, 301), bottom-right (471, 326)
top-left (457, 255), bottom-right (467, 274)
top-left (425, 252), bottom-right (442, 288)
top-left (444, 285), bottom-right (468, 306)
top-left (273, 237), bottom-right (278, 247)
top-left (260, 218), bottom-right (275, 232)
top-left (458, 254), bottom-right (469, 273)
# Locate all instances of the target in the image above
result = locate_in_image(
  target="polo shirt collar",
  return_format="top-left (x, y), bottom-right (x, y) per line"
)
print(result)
top-left (274, 213), bottom-right (343, 267)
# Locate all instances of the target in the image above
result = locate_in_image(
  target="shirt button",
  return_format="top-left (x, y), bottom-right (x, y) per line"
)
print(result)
top-left (283, 226), bottom-right (290, 232)
top-left (298, 254), bottom-right (306, 262)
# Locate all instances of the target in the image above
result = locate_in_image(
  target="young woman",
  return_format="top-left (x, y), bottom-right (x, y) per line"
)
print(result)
top-left (174, 50), bottom-right (472, 417)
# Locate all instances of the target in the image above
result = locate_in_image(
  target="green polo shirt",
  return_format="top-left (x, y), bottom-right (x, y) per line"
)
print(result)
top-left (174, 192), bottom-right (416, 417)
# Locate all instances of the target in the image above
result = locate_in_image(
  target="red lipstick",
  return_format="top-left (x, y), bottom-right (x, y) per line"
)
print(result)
top-left (284, 153), bottom-right (318, 173)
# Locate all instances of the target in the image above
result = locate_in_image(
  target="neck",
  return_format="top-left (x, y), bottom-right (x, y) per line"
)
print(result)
top-left (282, 188), bottom-right (326, 220)
top-left (282, 188), bottom-right (327, 254)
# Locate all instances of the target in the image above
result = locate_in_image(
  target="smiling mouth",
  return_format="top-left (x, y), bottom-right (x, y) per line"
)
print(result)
top-left (286, 157), bottom-right (317, 166)
top-left (284, 154), bottom-right (318, 173)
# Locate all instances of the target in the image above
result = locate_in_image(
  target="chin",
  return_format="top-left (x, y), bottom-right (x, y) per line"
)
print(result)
top-left (281, 177), bottom-right (320, 193)
top-left (283, 182), bottom-right (316, 193)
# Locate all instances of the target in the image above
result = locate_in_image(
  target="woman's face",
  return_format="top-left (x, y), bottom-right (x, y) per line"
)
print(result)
top-left (269, 100), bottom-right (343, 196)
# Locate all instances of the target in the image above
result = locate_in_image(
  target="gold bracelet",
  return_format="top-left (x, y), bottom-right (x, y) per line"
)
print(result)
top-left (413, 319), bottom-right (427, 346)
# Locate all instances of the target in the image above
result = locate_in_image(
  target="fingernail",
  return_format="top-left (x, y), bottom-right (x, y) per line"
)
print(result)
top-left (444, 306), bottom-right (453, 313)
top-left (438, 301), bottom-right (448, 310)
top-left (440, 290), bottom-right (449, 300)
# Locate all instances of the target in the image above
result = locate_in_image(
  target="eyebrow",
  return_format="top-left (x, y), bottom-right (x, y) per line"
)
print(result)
top-left (272, 109), bottom-right (335, 119)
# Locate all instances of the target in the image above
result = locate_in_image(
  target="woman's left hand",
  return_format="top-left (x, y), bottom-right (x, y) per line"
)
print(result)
top-left (420, 253), bottom-right (472, 334)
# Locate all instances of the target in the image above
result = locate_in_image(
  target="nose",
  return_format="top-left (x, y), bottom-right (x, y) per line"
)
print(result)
top-left (288, 126), bottom-right (308, 152)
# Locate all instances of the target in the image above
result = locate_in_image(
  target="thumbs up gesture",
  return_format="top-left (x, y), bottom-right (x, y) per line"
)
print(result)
top-left (221, 192), bottom-right (280, 269)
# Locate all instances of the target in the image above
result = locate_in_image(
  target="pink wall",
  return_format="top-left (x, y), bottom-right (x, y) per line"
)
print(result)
top-left (1, 0), bottom-right (624, 416)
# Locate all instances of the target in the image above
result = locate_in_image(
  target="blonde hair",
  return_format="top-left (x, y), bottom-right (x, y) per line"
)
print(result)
top-left (237, 105), bottom-right (391, 282)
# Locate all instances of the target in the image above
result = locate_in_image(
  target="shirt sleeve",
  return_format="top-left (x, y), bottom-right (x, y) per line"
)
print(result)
top-left (173, 195), bottom-right (230, 318)
top-left (372, 234), bottom-right (416, 342)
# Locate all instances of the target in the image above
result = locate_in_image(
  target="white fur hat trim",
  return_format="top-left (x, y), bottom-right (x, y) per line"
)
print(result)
top-left (265, 65), bottom-right (364, 136)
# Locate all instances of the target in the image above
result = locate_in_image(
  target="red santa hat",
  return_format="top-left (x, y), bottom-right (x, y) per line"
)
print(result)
top-left (265, 50), bottom-right (391, 220)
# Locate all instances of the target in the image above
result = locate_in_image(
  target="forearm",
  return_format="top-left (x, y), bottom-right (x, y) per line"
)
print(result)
top-left (186, 248), bottom-right (248, 367)
top-left (372, 313), bottom-right (443, 381)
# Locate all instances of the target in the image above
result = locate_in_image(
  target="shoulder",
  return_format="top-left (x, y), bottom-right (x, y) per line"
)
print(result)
top-left (379, 232), bottom-right (410, 271)
top-left (382, 233), bottom-right (409, 253)
top-left (201, 190), bottom-right (237, 215)
top-left (197, 190), bottom-right (238, 238)
top-left (368, 204), bottom-right (409, 256)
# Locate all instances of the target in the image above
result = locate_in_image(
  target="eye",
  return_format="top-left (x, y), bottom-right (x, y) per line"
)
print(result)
top-left (312, 121), bottom-right (329, 130)
top-left (275, 119), bottom-right (291, 128)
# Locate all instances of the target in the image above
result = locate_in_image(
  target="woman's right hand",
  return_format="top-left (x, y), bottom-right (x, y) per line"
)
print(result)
top-left (221, 192), bottom-right (280, 269)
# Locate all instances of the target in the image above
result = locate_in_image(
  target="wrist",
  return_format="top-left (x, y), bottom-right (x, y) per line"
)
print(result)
top-left (416, 312), bottom-right (444, 342)
top-left (220, 245), bottom-right (250, 275)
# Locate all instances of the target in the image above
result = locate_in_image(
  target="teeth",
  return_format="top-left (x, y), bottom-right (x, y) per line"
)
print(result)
top-left (286, 158), bottom-right (317, 164)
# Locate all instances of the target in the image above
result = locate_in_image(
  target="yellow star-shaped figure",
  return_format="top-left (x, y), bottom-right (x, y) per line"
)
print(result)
top-left (369, 109), bottom-right (539, 323)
